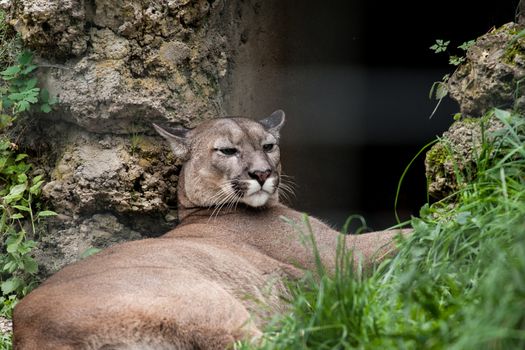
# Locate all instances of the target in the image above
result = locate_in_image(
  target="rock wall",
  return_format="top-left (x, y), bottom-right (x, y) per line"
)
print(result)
top-left (1, 0), bottom-right (273, 275)
top-left (426, 21), bottom-right (525, 199)
top-left (7, 0), bottom-right (230, 131)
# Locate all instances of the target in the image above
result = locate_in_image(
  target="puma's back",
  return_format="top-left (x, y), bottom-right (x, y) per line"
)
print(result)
top-left (13, 111), bottom-right (404, 349)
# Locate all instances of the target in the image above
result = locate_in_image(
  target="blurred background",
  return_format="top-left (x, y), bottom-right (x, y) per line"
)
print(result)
top-left (223, 0), bottom-right (520, 230)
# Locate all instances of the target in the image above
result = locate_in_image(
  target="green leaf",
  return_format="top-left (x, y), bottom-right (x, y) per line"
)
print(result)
top-left (3, 261), bottom-right (17, 274)
top-left (25, 89), bottom-right (40, 103)
top-left (0, 139), bottom-right (10, 151)
top-left (8, 183), bottom-right (26, 197)
top-left (17, 51), bottom-right (33, 66)
top-left (40, 88), bottom-right (49, 102)
top-left (435, 83), bottom-right (448, 100)
top-left (40, 103), bottom-right (51, 113)
top-left (2, 97), bottom-right (13, 109)
top-left (20, 64), bottom-right (37, 75)
top-left (7, 92), bottom-right (25, 101)
top-left (494, 108), bottom-right (511, 121)
top-left (29, 180), bottom-right (44, 195)
top-left (15, 153), bottom-right (28, 162)
top-left (2, 235), bottom-right (17, 247)
top-left (12, 205), bottom-right (30, 212)
top-left (22, 258), bottom-right (38, 274)
top-left (0, 65), bottom-right (21, 76)
top-left (80, 247), bottom-right (102, 259)
top-left (3, 184), bottom-right (26, 204)
top-left (17, 173), bottom-right (28, 183)
top-left (430, 81), bottom-right (448, 100)
top-left (16, 240), bottom-right (36, 255)
top-left (0, 114), bottom-right (13, 129)
top-left (6, 239), bottom-right (19, 253)
top-left (37, 210), bottom-right (57, 218)
top-left (449, 55), bottom-right (465, 66)
top-left (411, 217), bottom-right (429, 233)
top-left (25, 77), bottom-right (38, 89)
top-left (455, 211), bottom-right (471, 225)
top-left (22, 239), bottom-right (37, 251)
top-left (9, 213), bottom-right (24, 220)
top-left (458, 40), bottom-right (475, 51)
top-left (16, 100), bottom-right (30, 112)
top-left (419, 203), bottom-right (431, 217)
top-left (1, 277), bottom-right (22, 294)
top-left (430, 39), bottom-right (450, 54)
top-left (26, 96), bottom-right (38, 104)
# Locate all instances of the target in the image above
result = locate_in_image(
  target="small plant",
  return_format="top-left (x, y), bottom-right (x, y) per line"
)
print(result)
top-left (0, 161), bottom-right (55, 297)
top-left (0, 51), bottom-right (56, 129)
top-left (0, 17), bottom-right (57, 345)
top-left (429, 39), bottom-right (450, 53)
top-left (428, 39), bottom-right (475, 119)
top-left (130, 132), bottom-right (142, 156)
top-left (0, 48), bottom-right (57, 318)
top-left (430, 38), bottom-right (474, 66)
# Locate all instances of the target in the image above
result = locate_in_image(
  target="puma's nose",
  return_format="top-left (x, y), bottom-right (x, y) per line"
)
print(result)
top-left (249, 169), bottom-right (272, 186)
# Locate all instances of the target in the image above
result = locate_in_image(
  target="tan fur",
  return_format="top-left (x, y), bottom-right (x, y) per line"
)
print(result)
top-left (13, 111), bottom-right (408, 349)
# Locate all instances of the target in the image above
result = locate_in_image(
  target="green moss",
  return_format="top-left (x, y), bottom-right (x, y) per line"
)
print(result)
top-left (463, 116), bottom-right (479, 123)
top-left (503, 39), bottom-right (525, 65)
top-left (492, 23), bottom-right (521, 36)
top-left (459, 116), bottom-right (481, 125)
top-left (426, 142), bottom-right (449, 169)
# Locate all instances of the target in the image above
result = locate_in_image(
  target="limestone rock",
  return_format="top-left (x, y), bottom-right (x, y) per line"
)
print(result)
top-left (34, 213), bottom-right (142, 276)
top-left (3, 0), bottom-right (254, 274)
top-left (40, 123), bottom-right (179, 223)
top-left (5, 0), bottom-right (231, 132)
top-left (448, 22), bottom-right (525, 118)
top-left (425, 117), bottom-right (504, 199)
top-left (8, 0), bottom-right (87, 56)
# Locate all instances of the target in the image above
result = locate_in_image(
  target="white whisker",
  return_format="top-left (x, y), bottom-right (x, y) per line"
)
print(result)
top-left (207, 180), bottom-right (242, 221)
top-left (277, 176), bottom-right (297, 205)
top-left (209, 192), bottom-right (234, 220)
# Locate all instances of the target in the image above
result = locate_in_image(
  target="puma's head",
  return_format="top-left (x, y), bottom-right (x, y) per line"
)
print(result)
top-left (154, 110), bottom-right (285, 209)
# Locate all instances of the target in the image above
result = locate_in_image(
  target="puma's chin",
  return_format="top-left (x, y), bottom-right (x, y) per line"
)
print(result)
top-left (240, 177), bottom-right (278, 207)
top-left (241, 191), bottom-right (271, 207)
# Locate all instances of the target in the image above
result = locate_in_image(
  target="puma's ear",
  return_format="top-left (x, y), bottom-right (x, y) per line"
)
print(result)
top-left (153, 123), bottom-right (190, 159)
top-left (259, 110), bottom-right (285, 137)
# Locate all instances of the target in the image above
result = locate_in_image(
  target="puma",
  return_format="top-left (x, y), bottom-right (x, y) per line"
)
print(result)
top-left (13, 111), bottom-right (407, 349)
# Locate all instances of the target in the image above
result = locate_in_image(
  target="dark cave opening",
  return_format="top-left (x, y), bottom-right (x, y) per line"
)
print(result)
top-left (223, 0), bottom-right (520, 229)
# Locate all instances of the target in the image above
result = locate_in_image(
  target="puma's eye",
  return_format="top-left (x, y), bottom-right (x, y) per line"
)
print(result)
top-left (263, 144), bottom-right (275, 152)
top-left (218, 148), bottom-right (238, 156)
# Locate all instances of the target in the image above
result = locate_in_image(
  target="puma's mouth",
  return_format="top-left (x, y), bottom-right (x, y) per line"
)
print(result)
top-left (242, 191), bottom-right (271, 207)
top-left (239, 177), bottom-right (278, 207)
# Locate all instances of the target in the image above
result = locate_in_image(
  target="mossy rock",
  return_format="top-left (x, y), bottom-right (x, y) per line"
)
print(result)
top-left (448, 22), bottom-right (525, 117)
top-left (425, 115), bottom-right (505, 200)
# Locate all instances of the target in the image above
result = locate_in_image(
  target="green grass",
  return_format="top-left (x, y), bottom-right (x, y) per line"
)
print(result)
top-left (239, 108), bottom-right (525, 350)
